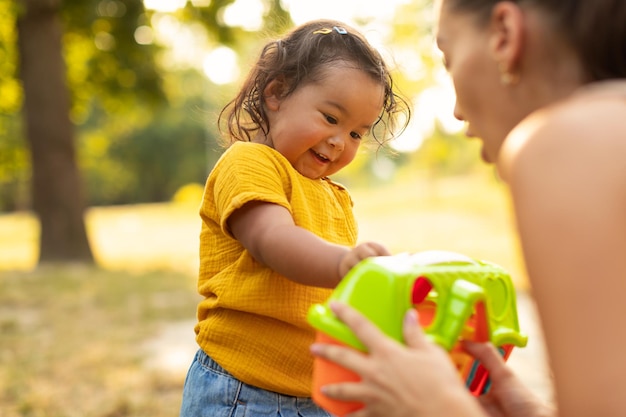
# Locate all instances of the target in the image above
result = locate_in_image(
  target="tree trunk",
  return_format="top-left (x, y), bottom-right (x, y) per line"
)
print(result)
top-left (16, 0), bottom-right (94, 265)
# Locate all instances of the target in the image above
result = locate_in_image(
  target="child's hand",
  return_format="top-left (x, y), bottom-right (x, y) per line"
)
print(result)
top-left (338, 242), bottom-right (391, 278)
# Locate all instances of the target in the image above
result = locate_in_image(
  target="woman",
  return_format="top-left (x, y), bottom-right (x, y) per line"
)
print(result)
top-left (310, 1), bottom-right (626, 416)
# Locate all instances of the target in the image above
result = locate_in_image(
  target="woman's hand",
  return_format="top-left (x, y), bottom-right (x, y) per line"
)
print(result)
top-left (464, 341), bottom-right (556, 417)
top-left (310, 302), bottom-right (483, 417)
top-left (310, 302), bottom-right (555, 417)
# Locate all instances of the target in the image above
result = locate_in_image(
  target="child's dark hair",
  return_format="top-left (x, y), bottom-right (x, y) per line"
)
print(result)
top-left (218, 19), bottom-right (410, 147)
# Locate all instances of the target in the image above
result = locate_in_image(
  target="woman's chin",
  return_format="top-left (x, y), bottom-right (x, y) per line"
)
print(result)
top-left (480, 147), bottom-right (493, 164)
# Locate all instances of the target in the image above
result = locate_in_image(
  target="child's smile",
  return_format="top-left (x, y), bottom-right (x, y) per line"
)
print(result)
top-left (261, 65), bottom-right (385, 179)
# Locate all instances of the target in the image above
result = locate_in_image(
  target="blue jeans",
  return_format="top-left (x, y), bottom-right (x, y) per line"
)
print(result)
top-left (180, 349), bottom-right (333, 417)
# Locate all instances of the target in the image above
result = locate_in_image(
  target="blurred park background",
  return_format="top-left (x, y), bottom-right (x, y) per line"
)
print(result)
top-left (0, 0), bottom-right (552, 416)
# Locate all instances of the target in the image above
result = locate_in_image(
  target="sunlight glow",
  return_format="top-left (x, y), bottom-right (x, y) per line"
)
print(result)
top-left (392, 108), bottom-right (429, 153)
top-left (281, 0), bottom-right (409, 59)
top-left (391, 79), bottom-right (463, 153)
top-left (222, 0), bottom-right (267, 31)
top-left (151, 14), bottom-right (210, 71)
top-left (433, 70), bottom-right (465, 134)
top-left (134, 25), bottom-right (154, 45)
top-left (203, 47), bottom-right (240, 85)
top-left (143, 0), bottom-right (186, 12)
top-left (282, 0), bottom-right (410, 26)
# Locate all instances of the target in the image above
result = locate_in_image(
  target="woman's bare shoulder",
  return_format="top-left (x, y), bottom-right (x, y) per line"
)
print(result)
top-left (498, 84), bottom-right (626, 184)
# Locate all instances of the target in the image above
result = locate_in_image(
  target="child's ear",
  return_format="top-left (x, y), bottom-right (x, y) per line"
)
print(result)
top-left (263, 78), bottom-right (287, 111)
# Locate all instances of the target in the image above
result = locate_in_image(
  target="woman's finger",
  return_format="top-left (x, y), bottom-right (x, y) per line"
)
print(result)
top-left (401, 308), bottom-right (433, 350)
top-left (319, 380), bottom-right (375, 402)
top-left (310, 340), bottom-right (370, 374)
top-left (462, 341), bottom-right (512, 381)
top-left (328, 301), bottom-right (397, 352)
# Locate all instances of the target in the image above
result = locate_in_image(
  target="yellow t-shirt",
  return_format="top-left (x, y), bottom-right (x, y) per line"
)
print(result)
top-left (196, 141), bottom-right (358, 396)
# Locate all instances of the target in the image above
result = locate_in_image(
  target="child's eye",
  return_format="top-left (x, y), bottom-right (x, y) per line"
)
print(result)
top-left (350, 132), bottom-right (362, 140)
top-left (325, 115), bottom-right (337, 124)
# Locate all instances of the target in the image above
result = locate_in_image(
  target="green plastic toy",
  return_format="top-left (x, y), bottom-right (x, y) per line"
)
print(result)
top-left (307, 250), bottom-right (528, 416)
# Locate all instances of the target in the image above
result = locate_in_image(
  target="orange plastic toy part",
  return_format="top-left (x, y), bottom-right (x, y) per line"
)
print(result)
top-left (311, 332), bottom-right (364, 416)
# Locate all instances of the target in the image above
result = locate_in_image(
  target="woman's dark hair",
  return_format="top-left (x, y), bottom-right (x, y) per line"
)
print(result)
top-left (446, 0), bottom-right (626, 81)
top-left (218, 19), bottom-right (410, 146)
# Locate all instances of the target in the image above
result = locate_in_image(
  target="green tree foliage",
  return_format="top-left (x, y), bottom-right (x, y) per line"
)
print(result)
top-left (1, 0), bottom-right (483, 217)
top-left (0, 0), bottom-right (26, 211)
top-left (383, 0), bottom-right (484, 179)
top-left (1, 0), bottom-right (295, 266)
top-left (0, 0), bottom-right (293, 211)
top-left (85, 71), bottom-right (219, 204)
top-left (411, 123), bottom-right (484, 178)
top-left (63, 0), bottom-right (165, 113)
top-left (2, 0), bottom-right (480, 216)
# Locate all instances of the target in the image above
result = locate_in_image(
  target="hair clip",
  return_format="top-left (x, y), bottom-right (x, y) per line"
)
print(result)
top-left (312, 27), bottom-right (348, 35)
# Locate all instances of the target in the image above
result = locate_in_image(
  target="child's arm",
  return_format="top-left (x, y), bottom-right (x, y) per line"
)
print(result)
top-left (229, 201), bottom-right (389, 288)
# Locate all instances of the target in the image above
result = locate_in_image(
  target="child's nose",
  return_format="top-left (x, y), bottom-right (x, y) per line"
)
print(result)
top-left (327, 134), bottom-right (345, 151)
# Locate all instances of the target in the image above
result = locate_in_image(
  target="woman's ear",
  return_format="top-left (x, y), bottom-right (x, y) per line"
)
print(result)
top-left (263, 78), bottom-right (286, 111)
top-left (488, 2), bottom-right (524, 75)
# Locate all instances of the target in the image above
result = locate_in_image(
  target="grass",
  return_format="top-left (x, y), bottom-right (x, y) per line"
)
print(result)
top-left (0, 203), bottom-right (202, 275)
top-left (0, 173), bottom-right (528, 416)
top-left (0, 267), bottom-right (199, 417)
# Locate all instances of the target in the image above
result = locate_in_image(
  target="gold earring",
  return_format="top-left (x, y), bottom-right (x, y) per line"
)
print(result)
top-left (499, 62), bottom-right (519, 86)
